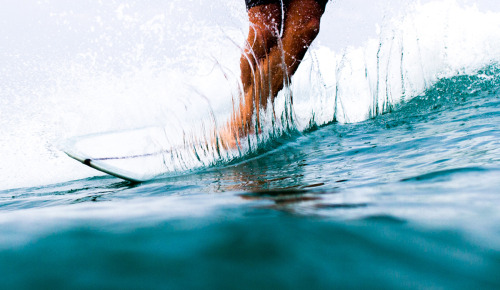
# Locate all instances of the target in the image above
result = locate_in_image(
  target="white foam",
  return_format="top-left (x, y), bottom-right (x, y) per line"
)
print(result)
top-left (292, 0), bottom-right (500, 127)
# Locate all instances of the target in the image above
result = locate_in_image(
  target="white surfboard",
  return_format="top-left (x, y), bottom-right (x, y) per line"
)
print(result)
top-left (64, 150), bottom-right (148, 182)
top-left (64, 127), bottom-right (217, 182)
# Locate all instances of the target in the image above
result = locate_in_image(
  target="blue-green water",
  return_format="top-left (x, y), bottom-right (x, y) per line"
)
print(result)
top-left (1, 68), bottom-right (499, 289)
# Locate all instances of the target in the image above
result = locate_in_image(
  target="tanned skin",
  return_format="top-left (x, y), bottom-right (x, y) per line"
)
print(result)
top-left (221, 0), bottom-right (326, 147)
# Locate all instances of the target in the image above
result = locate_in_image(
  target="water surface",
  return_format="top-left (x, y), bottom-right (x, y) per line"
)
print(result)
top-left (1, 68), bottom-right (499, 289)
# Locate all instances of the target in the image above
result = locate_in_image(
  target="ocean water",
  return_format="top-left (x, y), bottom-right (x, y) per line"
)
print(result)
top-left (1, 0), bottom-right (500, 289)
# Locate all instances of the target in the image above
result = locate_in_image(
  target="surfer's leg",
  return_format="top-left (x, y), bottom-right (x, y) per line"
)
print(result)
top-left (240, 3), bottom-right (282, 119)
top-left (240, 3), bottom-right (281, 90)
top-left (258, 0), bottom-right (325, 104)
top-left (222, 0), bottom-right (325, 146)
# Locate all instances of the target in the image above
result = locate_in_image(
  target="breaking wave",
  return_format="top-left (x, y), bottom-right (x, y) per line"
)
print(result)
top-left (1, 0), bottom-right (500, 188)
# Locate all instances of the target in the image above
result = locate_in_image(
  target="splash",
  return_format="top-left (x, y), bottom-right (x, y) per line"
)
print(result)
top-left (292, 0), bottom-right (500, 129)
top-left (1, 0), bottom-right (500, 188)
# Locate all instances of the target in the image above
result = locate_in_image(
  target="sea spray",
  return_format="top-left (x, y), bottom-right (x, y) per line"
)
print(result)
top-left (147, 0), bottom-right (500, 180)
top-left (292, 0), bottom-right (500, 128)
top-left (2, 0), bottom-right (500, 188)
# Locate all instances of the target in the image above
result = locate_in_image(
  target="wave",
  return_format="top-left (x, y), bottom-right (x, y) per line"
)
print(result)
top-left (292, 0), bottom-right (500, 127)
top-left (1, 0), bottom-right (500, 189)
top-left (174, 0), bottom-right (500, 179)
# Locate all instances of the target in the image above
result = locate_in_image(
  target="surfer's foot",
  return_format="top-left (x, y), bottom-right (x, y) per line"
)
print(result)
top-left (217, 89), bottom-right (267, 150)
top-left (217, 122), bottom-right (240, 150)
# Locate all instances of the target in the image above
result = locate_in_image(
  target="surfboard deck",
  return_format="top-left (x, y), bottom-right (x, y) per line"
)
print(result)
top-left (63, 127), bottom-right (184, 183)
top-left (63, 126), bottom-right (217, 183)
top-left (64, 150), bottom-right (146, 183)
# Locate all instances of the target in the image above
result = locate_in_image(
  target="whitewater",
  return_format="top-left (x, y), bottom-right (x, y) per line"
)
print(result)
top-left (0, 0), bottom-right (498, 189)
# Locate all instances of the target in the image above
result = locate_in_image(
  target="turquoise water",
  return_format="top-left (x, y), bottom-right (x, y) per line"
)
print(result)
top-left (1, 67), bottom-right (499, 289)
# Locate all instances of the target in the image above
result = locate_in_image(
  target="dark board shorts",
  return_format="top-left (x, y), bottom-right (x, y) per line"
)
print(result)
top-left (245, 0), bottom-right (328, 10)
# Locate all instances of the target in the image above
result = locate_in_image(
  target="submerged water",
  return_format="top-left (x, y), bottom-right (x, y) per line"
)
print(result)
top-left (1, 67), bottom-right (499, 289)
